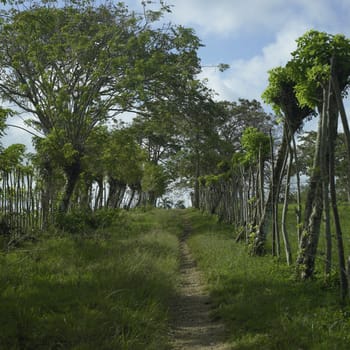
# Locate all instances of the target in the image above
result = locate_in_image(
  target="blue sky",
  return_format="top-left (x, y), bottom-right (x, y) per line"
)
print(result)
top-left (4, 0), bottom-right (350, 146)
top-left (160, 0), bottom-right (350, 103)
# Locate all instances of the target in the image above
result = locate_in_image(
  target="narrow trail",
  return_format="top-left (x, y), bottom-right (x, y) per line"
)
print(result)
top-left (169, 221), bottom-right (230, 350)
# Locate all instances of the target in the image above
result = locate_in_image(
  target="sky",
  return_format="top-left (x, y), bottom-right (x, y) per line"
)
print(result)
top-left (162, 0), bottom-right (350, 104)
top-left (3, 0), bottom-right (350, 147)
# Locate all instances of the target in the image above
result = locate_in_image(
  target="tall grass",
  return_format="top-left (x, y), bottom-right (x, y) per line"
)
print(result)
top-left (184, 209), bottom-right (350, 350)
top-left (0, 209), bottom-right (183, 350)
top-left (3, 206), bottom-right (350, 349)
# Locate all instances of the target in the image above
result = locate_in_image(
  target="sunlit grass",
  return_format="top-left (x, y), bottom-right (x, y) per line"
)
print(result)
top-left (3, 206), bottom-right (350, 349)
top-left (184, 209), bottom-right (350, 350)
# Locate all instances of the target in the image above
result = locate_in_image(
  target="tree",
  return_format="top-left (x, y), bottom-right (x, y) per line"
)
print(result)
top-left (290, 31), bottom-right (350, 299)
top-left (0, 0), bottom-right (202, 213)
top-left (183, 98), bottom-right (273, 224)
top-left (253, 65), bottom-right (314, 256)
top-left (141, 162), bottom-right (168, 206)
top-left (103, 127), bottom-right (145, 209)
top-left (241, 127), bottom-right (270, 230)
top-left (168, 81), bottom-right (225, 209)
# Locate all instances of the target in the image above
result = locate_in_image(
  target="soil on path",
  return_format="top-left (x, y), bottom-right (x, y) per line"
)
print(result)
top-left (169, 222), bottom-right (230, 350)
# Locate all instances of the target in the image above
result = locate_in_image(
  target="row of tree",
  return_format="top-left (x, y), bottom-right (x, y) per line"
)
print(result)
top-left (197, 30), bottom-right (350, 301)
top-left (1, 1), bottom-right (350, 299)
top-left (0, 0), bottom-right (200, 228)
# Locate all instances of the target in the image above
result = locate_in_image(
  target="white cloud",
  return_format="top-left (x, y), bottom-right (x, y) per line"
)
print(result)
top-left (3, 116), bottom-right (34, 152)
top-left (200, 21), bottom-right (309, 102)
top-left (169, 0), bottom-right (337, 36)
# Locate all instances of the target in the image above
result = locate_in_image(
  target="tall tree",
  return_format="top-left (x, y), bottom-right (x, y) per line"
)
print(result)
top-left (253, 65), bottom-right (314, 256)
top-left (290, 31), bottom-right (350, 296)
top-left (0, 0), bottom-right (201, 212)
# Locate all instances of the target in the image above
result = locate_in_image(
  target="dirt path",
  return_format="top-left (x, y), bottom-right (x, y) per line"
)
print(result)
top-left (169, 222), bottom-right (230, 350)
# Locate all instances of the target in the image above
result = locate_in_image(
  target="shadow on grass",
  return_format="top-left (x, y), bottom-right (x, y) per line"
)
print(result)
top-left (1, 263), bottom-right (176, 349)
top-left (0, 231), bottom-right (179, 349)
top-left (181, 209), bottom-right (350, 350)
top-left (210, 271), bottom-right (350, 350)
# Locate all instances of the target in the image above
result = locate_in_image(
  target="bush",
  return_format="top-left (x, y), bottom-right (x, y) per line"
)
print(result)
top-left (55, 208), bottom-right (124, 234)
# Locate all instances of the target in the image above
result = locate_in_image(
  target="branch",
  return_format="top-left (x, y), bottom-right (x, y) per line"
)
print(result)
top-left (6, 123), bottom-right (42, 137)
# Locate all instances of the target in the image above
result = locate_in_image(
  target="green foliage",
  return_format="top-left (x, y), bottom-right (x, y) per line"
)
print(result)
top-left (0, 143), bottom-right (26, 171)
top-left (55, 208), bottom-right (125, 234)
top-left (102, 127), bottom-right (145, 186)
top-left (0, 209), bottom-right (182, 349)
top-left (262, 66), bottom-right (293, 116)
top-left (0, 107), bottom-right (11, 138)
top-left (141, 162), bottom-right (168, 199)
top-left (290, 30), bottom-right (350, 108)
top-left (218, 63), bottom-right (230, 72)
top-left (0, 0), bottom-right (202, 210)
top-left (241, 126), bottom-right (270, 162)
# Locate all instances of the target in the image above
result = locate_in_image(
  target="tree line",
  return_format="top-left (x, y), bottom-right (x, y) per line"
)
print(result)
top-left (1, 1), bottom-right (350, 300)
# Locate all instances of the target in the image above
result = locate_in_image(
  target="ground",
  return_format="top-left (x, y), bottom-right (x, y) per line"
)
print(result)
top-left (169, 221), bottom-right (230, 350)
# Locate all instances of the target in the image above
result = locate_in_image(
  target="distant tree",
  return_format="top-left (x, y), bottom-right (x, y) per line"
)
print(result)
top-left (103, 127), bottom-right (145, 209)
top-left (141, 162), bottom-right (168, 206)
top-left (241, 127), bottom-right (270, 231)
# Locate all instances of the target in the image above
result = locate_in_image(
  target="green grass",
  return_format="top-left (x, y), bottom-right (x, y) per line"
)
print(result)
top-left (183, 209), bottom-right (350, 350)
top-left (0, 209), bottom-right (183, 350)
top-left (3, 207), bottom-right (350, 349)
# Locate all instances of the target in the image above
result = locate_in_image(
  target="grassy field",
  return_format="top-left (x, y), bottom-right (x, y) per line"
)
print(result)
top-left (0, 209), bottom-right (183, 350)
top-left (2, 207), bottom-right (350, 349)
top-left (184, 208), bottom-right (350, 349)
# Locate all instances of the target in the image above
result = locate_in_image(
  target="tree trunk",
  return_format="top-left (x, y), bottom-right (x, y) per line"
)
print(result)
top-left (59, 159), bottom-right (81, 213)
top-left (193, 148), bottom-right (200, 209)
top-left (258, 145), bottom-right (265, 221)
top-left (281, 148), bottom-right (293, 265)
top-left (126, 187), bottom-right (136, 209)
top-left (291, 134), bottom-right (302, 243)
top-left (94, 178), bottom-right (104, 211)
top-left (296, 104), bottom-right (324, 280)
top-left (252, 127), bottom-right (288, 255)
top-left (41, 163), bottom-right (53, 229)
top-left (319, 86), bottom-right (332, 277)
top-left (328, 98), bottom-right (348, 301)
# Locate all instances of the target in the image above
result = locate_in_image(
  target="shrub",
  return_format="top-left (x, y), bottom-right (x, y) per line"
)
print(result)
top-left (55, 208), bottom-right (125, 234)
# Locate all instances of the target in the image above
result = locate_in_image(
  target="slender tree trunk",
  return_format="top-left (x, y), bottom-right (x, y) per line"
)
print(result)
top-left (94, 178), bottom-right (104, 211)
top-left (127, 187), bottom-right (136, 209)
top-left (296, 105), bottom-right (324, 280)
top-left (117, 184), bottom-right (127, 208)
top-left (258, 145), bottom-right (265, 221)
top-left (281, 148), bottom-right (293, 265)
top-left (270, 130), bottom-right (277, 256)
top-left (291, 134), bottom-right (302, 243)
top-left (193, 148), bottom-right (200, 209)
top-left (331, 71), bottom-right (350, 203)
top-left (318, 86), bottom-right (332, 277)
top-left (253, 127), bottom-right (288, 255)
top-left (41, 166), bottom-right (54, 227)
top-left (328, 99), bottom-right (348, 301)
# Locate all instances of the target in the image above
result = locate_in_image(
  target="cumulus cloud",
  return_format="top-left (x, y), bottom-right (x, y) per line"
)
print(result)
top-left (169, 0), bottom-right (337, 36)
top-left (200, 21), bottom-right (309, 103)
top-left (163, 0), bottom-right (350, 109)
